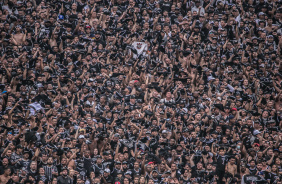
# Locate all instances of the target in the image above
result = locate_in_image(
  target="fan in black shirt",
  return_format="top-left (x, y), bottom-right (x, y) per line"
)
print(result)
top-left (101, 169), bottom-right (113, 184)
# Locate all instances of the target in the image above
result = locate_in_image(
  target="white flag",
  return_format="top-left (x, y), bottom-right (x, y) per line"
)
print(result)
top-left (131, 42), bottom-right (148, 58)
top-left (29, 102), bottom-right (43, 116)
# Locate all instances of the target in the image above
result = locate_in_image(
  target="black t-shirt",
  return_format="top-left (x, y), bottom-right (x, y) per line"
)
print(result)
top-left (191, 166), bottom-right (205, 179)
top-left (92, 163), bottom-right (104, 175)
top-left (56, 164), bottom-right (67, 174)
top-left (38, 160), bottom-right (47, 169)
top-left (161, 0), bottom-right (172, 11)
top-left (216, 154), bottom-right (227, 173)
top-left (75, 157), bottom-right (87, 180)
top-left (102, 175), bottom-right (113, 184)
top-left (28, 168), bottom-right (38, 179)
top-left (63, 1), bottom-right (72, 11)
top-left (266, 172), bottom-right (280, 183)
top-left (110, 140), bottom-right (118, 150)
top-left (132, 168), bottom-right (141, 176)
top-left (18, 159), bottom-right (31, 170)
top-left (103, 159), bottom-right (114, 171)
top-left (248, 166), bottom-right (258, 175)
top-left (152, 176), bottom-right (161, 184)
top-left (111, 168), bottom-right (123, 178)
top-left (76, 2), bottom-right (85, 12)
top-left (84, 157), bottom-right (93, 176)
top-left (124, 95), bottom-right (131, 103)
top-left (37, 175), bottom-right (49, 184)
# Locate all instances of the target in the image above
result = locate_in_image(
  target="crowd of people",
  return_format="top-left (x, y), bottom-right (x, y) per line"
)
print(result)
top-left (0, 0), bottom-right (281, 183)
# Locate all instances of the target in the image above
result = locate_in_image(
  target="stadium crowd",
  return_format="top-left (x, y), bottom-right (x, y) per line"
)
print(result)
top-left (0, 0), bottom-right (281, 183)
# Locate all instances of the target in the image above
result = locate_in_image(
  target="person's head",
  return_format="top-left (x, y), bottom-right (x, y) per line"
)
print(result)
top-left (93, 177), bottom-right (100, 184)
top-left (39, 167), bottom-right (45, 175)
top-left (62, 168), bottom-right (68, 176)
top-left (124, 177), bottom-right (130, 184)
top-left (219, 147), bottom-right (225, 156)
top-left (52, 177), bottom-right (58, 184)
top-left (150, 170), bottom-right (157, 178)
top-left (206, 163), bottom-right (212, 170)
top-left (133, 176), bottom-right (139, 184)
top-left (4, 168), bottom-right (11, 176)
top-left (166, 91), bottom-right (172, 99)
top-left (197, 162), bottom-right (203, 170)
top-left (134, 162), bottom-right (140, 170)
top-left (216, 125), bottom-right (222, 133)
top-left (267, 148), bottom-right (273, 156)
top-left (2, 157), bottom-right (9, 166)
top-left (257, 162), bottom-right (263, 171)
top-left (148, 178), bottom-right (154, 184)
top-left (95, 156), bottom-right (102, 164)
top-left (84, 150), bottom-right (90, 158)
top-left (275, 157), bottom-right (281, 165)
top-left (271, 164), bottom-right (278, 173)
top-left (171, 163), bottom-right (177, 171)
top-left (249, 160), bottom-right (256, 167)
top-left (30, 161), bottom-right (37, 170)
top-left (229, 157), bottom-right (236, 165)
top-left (115, 161), bottom-right (122, 169)
top-left (104, 168), bottom-right (110, 177)
top-left (47, 157), bottom-right (53, 165)
top-left (11, 173), bottom-right (19, 182)
top-left (42, 153), bottom-right (48, 162)
top-left (60, 157), bottom-right (67, 165)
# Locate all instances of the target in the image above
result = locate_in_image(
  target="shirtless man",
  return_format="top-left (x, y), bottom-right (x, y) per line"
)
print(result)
top-left (265, 17), bottom-right (274, 33)
top-left (0, 168), bottom-right (11, 184)
top-left (67, 149), bottom-right (79, 170)
top-left (225, 156), bottom-right (237, 177)
top-left (11, 25), bottom-right (26, 45)
top-left (49, 25), bottom-right (60, 47)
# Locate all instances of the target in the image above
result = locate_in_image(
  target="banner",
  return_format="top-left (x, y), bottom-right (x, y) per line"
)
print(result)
top-left (131, 42), bottom-right (148, 58)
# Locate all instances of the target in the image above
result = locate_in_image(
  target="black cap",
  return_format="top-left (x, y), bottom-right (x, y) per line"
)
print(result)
top-left (116, 161), bottom-right (121, 164)
top-left (214, 104), bottom-right (224, 111)
top-left (116, 170), bottom-right (123, 174)
top-left (61, 167), bottom-right (68, 172)
top-left (151, 128), bottom-right (157, 132)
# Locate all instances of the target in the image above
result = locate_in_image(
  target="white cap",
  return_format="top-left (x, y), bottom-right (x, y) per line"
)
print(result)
top-left (78, 135), bottom-right (85, 139)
